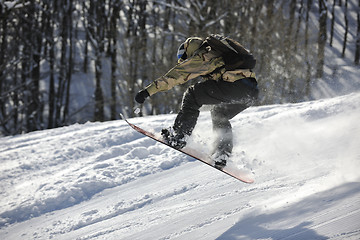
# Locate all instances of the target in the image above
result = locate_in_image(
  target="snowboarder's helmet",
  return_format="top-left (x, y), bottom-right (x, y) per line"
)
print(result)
top-left (177, 37), bottom-right (203, 63)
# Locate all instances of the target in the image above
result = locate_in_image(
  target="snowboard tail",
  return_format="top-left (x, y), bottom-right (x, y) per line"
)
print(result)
top-left (121, 114), bottom-right (254, 184)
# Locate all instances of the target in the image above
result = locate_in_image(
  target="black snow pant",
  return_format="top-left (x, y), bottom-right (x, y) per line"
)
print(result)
top-left (173, 77), bottom-right (259, 156)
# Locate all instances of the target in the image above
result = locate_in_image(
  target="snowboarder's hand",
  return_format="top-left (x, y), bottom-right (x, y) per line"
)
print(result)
top-left (135, 89), bottom-right (150, 104)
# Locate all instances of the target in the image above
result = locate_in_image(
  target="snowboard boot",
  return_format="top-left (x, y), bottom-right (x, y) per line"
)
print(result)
top-left (212, 151), bottom-right (230, 170)
top-left (161, 128), bottom-right (187, 150)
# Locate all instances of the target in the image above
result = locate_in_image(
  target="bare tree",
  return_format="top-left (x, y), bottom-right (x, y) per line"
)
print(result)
top-left (356, 0), bottom-right (360, 64)
top-left (305, 0), bottom-right (313, 97)
top-left (316, 0), bottom-right (327, 78)
top-left (87, 0), bottom-right (105, 122)
top-left (341, 0), bottom-right (349, 57)
top-left (109, 0), bottom-right (121, 120)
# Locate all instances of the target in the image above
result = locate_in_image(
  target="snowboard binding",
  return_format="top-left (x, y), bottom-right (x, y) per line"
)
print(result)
top-left (212, 151), bottom-right (230, 170)
top-left (161, 128), bottom-right (187, 150)
top-left (214, 160), bottom-right (227, 170)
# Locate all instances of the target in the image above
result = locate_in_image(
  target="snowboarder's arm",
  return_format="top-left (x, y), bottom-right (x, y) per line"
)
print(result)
top-left (145, 50), bottom-right (224, 96)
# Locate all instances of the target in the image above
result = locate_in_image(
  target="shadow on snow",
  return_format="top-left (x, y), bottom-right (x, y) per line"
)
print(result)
top-left (217, 182), bottom-right (360, 240)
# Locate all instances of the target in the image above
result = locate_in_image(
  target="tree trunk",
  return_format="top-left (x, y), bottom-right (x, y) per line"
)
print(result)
top-left (316, 0), bottom-right (327, 78)
top-left (55, 1), bottom-right (68, 127)
top-left (82, 1), bottom-right (89, 73)
top-left (0, 9), bottom-right (8, 127)
top-left (355, 0), bottom-right (360, 64)
top-left (63, 0), bottom-right (73, 124)
top-left (305, 0), bottom-right (313, 97)
top-left (329, 0), bottom-right (337, 46)
top-left (94, 56), bottom-right (104, 122)
top-left (341, 0), bottom-right (348, 57)
top-left (93, 0), bottom-right (105, 122)
top-left (110, 0), bottom-right (121, 120)
top-left (27, 1), bottom-right (42, 132)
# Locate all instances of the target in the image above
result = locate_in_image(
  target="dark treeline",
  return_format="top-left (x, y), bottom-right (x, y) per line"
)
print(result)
top-left (0, 0), bottom-right (359, 135)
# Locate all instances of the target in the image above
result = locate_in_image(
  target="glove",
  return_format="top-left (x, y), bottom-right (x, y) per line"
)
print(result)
top-left (135, 89), bottom-right (150, 104)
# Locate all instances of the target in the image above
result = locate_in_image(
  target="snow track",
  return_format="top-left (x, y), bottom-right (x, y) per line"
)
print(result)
top-left (0, 93), bottom-right (360, 239)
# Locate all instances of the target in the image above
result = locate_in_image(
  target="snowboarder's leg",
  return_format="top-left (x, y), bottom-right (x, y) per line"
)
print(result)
top-left (173, 86), bottom-right (201, 136)
top-left (207, 79), bottom-right (258, 168)
top-left (162, 86), bottom-right (201, 149)
top-left (211, 103), bottom-right (248, 168)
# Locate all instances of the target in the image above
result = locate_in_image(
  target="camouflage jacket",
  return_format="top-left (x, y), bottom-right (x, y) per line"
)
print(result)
top-left (145, 44), bottom-right (256, 96)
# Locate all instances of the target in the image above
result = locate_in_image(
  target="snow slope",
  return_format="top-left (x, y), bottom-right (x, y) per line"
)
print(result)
top-left (0, 92), bottom-right (360, 239)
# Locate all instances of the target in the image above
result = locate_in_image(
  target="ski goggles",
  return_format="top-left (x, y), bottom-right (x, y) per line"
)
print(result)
top-left (177, 42), bottom-right (187, 61)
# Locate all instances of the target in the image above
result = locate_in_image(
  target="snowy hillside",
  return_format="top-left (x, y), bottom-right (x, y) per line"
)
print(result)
top-left (0, 92), bottom-right (360, 239)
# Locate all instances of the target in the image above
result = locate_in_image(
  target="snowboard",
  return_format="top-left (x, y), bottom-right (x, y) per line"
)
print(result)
top-left (121, 114), bottom-right (254, 184)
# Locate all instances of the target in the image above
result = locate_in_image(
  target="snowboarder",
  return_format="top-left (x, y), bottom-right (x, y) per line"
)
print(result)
top-left (135, 35), bottom-right (259, 169)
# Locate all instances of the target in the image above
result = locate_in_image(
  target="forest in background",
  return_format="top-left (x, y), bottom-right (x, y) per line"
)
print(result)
top-left (0, 0), bottom-right (359, 135)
